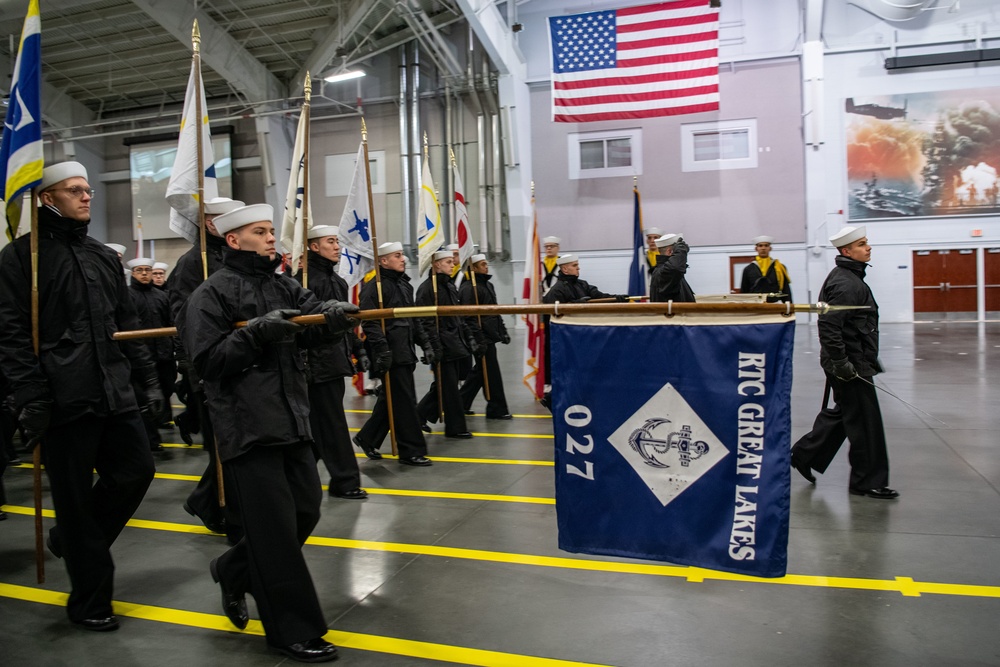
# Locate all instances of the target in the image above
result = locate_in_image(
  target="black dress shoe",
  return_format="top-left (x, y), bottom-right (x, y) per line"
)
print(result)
top-left (6, 455), bottom-right (21, 465)
top-left (849, 486), bottom-right (899, 500)
top-left (487, 414), bottom-right (513, 421)
top-left (47, 534), bottom-right (62, 558)
top-left (270, 637), bottom-right (339, 663)
top-left (790, 454), bottom-right (815, 484)
top-left (73, 615), bottom-right (120, 632)
top-left (183, 502), bottom-right (226, 534)
top-left (420, 423), bottom-right (432, 434)
top-left (464, 410), bottom-right (474, 416)
top-left (150, 443), bottom-right (164, 452)
top-left (353, 434), bottom-right (381, 460)
top-left (0, 511), bottom-right (7, 521)
top-left (398, 456), bottom-right (433, 467)
top-left (331, 487), bottom-right (368, 500)
top-left (445, 432), bottom-right (473, 439)
top-left (210, 558), bottom-right (249, 630)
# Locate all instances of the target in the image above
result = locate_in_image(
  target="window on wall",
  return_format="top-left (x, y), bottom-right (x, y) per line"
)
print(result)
top-left (681, 119), bottom-right (758, 172)
top-left (568, 128), bottom-right (642, 179)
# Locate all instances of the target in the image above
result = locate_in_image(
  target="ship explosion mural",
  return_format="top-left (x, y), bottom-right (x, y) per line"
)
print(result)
top-left (846, 90), bottom-right (1000, 220)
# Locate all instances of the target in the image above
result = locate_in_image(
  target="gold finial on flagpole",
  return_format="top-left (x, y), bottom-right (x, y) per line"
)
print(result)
top-left (361, 117), bottom-right (368, 143)
top-left (304, 71), bottom-right (311, 100)
top-left (448, 146), bottom-right (457, 167)
top-left (633, 175), bottom-right (637, 187)
top-left (531, 180), bottom-right (535, 197)
top-left (423, 131), bottom-right (429, 159)
top-left (192, 19), bottom-right (201, 51)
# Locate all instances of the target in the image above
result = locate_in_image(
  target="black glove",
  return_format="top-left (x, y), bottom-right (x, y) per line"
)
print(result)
top-left (138, 371), bottom-right (166, 424)
top-left (576, 296), bottom-right (591, 303)
top-left (422, 345), bottom-right (441, 365)
top-left (500, 332), bottom-right (511, 345)
top-left (322, 300), bottom-right (360, 335)
top-left (675, 239), bottom-right (689, 253)
top-left (19, 397), bottom-right (53, 444)
top-left (354, 349), bottom-right (371, 373)
top-left (373, 349), bottom-right (393, 374)
top-left (246, 309), bottom-right (304, 345)
top-left (831, 358), bottom-right (857, 382)
top-left (615, 295), bottom-right (629, 302)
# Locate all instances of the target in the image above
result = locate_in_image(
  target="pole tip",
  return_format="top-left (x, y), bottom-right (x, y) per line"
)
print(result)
top-left (304, 72), bottom-right (312, 99)
top-left (361, 117), bottom-right (368, 141)
top-left (192, 19), bottom-right (201, 47)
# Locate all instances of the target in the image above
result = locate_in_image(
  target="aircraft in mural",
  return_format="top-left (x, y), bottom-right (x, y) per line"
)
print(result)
top-left (846, 97), bottom-right (908, 120)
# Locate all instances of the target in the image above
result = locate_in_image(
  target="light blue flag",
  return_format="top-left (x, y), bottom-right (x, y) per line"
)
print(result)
top-left (0, 0), bottom-right (43, 238)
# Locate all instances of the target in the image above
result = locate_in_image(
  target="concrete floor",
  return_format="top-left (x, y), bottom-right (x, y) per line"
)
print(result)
top-left (1, 321), bottom-right (999, 666)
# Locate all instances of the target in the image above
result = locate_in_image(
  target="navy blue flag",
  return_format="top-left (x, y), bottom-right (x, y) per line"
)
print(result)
top-left (551, 314), bottom-right (793, 578)
top-left (627, 187), bottom-right (646, 297)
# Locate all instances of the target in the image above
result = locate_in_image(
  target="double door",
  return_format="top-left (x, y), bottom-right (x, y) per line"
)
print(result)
top-left (912, 249), bottom-right (977, 319)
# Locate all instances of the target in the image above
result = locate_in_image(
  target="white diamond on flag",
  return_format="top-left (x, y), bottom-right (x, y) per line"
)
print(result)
top-left (607, 383), bottom-right (729, 508)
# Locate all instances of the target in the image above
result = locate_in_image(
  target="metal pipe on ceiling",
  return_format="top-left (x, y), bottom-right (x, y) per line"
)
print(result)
top-left (409, 41), bottom-right (421, 260)
top-left (398, 46), bottom-right (412, 248)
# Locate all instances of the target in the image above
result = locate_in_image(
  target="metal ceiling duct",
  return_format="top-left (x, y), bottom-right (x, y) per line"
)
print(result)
top-left (851, 0), bottom-right (938, 22)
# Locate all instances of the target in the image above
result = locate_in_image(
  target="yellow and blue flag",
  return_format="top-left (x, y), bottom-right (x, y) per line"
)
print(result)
top-left (0, 0), bottom-right (43, 238)
top-left (416, 157), bottom-right (442, 276)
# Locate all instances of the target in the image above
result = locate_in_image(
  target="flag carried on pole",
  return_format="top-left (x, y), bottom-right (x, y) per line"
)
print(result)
top-left (550, 312), bottom-right (793, 578)
top-left (280, 108), bottom-right (313, 272)
top-left (165, 59), bottom-right (218, 243)
top-left (548, 0), bottom-right (720, 123)
top-left (416, 157), bottom-right (442, 276)
top-left (337, 143), bottom-right (375, 289)
top-left (453, 165), bottom-right (475, 268)
top-left (521, 198), bottom-right (546, 400)
top-left (0, 0), bottom-right (43, 239)
top-left (627, 186), bottom-right (647, 297)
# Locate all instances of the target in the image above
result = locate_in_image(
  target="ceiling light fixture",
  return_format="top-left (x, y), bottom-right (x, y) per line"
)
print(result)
top-left (324, 70), bottom-right (366, 83)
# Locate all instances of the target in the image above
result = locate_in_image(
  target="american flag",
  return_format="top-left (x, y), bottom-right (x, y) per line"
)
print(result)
top-left (548, 0), bottom-right (720, 123)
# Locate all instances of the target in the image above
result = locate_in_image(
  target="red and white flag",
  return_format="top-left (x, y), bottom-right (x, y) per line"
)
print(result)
top-left (521, 197), bottom-right (546, 400)
top-left (453, 166), bottom-right (475, 268)
top-left (548, 0), bottom-right (719, 123)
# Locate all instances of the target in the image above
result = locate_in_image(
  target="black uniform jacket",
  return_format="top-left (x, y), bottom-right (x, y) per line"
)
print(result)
top-left (178, 248), bottom-right (332, 462)
top-left (293, 251), bottom-right (361, 383)
top-left (818, 255), bottom-right (880, 377)
top-left (649, 249), bottom-right (695, 303)
top-left (740, 260), bottom-right (792, 302)
top-left (543, 273), bottom-right (613, 304)
top-left (359, 267), bottom-right (427, 369)
top-left (415, 272), bottom-right (471, 362)
top-left (167, 231), bottom-right (227, 320)
top-left (0, 205), bottom-right (154, 425)
top-left (458, 273), bottom-right (508, 344)
top-left (129, 279), bottom-right (174, 362)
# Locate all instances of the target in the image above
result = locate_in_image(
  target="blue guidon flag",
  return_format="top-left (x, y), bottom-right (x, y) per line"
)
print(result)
top-left (550, 312), bottom-right (793, 578)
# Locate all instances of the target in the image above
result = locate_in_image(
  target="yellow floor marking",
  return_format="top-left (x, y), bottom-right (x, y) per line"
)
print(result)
top-left (0, 583), bottom-right (609, 667)
top-left (360, 488), bottom-right (554, 505)
top-left (345, 408), bottom-right (551, 420)
top-left (3, 505), bottom-right (998, 600)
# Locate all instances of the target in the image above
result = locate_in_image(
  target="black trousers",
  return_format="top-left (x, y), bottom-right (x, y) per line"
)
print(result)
top-left (356, 363), bottom-right (427, 459)
top-left (791, 375), bottom-right (890, 490)
top-left (43, 411), bottom-right (155, 622)
top-left (417, 359), bottom-right (468, 436)
top-left (460, 344), bottom-right (509, 418)
top-left (184, 391), bottom-right (241, 536)
top-left (213, 442), bottom-right (326, 647)
top-left (156, 360), bottom-right (176, 424)
top-left (308, 379), bottom-right (362, 494)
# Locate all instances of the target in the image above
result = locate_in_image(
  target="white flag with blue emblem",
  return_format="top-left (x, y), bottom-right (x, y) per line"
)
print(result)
top-left (0, 0), bottom-right (43, 238)
top-left (165, 58), bottom-right (218, 244)
top-left (416, 157), bottom-right (441, 276)
top-left (337, 143), bottom-right (375, 289)
top-left (280, 108), bottom-right (312, 272)
top-left (551, 312), bottom-right (793, 578)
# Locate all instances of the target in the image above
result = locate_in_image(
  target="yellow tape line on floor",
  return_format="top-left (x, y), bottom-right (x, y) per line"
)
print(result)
top-left (3, 505), bottom-right (998, 600)
top-left (0, 582), bottom-right (609, 667)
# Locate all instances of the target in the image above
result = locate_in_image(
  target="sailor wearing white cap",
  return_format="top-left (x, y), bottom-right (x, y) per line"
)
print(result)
top-left (415, 249), bottom-right (476, 439)
top-left (127, 258), bottom-right (174, 452)
top-left (649, 234), bottom-right (695, 303)
top-left (105, 243), bottom-right (126, 259)
top-left (354, 241), bottom-right (434, 466)
top-left (458, 253), bottom-right (512, 419)
top-left (0, 161), bottom-right (162, 631)
top-left (151, 262), bottom-right (168, 288)
top-left (176, 202), bottom-right (358, 662)
top-left (740, 235), bottom-right (792, 302)
top-left (644, 226), bottom-right (663, 270)
top-left (791, 226), bottom-right (897, 500)
top-left (541, 236), bottom-right (561, 296)
top-left (292, 224), bottom-right (368, 500)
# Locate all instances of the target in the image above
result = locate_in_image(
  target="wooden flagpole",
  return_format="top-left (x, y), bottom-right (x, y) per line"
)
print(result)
top-left (29, 191), bottom-right (44, 583)
top-left (362, 119), bottom-right (398, 456)
top-left (300, 73), bottom-right (311, 288)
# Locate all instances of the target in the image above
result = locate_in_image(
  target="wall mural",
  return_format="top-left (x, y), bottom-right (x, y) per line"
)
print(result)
top-left (845, 89), bottom-right (1000, 220)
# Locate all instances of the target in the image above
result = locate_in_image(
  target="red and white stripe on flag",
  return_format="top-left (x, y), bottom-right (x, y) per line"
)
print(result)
top-left (548, 0), bottom-right (720, 123)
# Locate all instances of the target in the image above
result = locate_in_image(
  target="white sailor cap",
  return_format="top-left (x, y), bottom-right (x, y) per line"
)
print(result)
top-left (37, 161), bottom-right (88, 192)
top-left (830, 225), bottom-right (866, 248)
top-left (127, 257), bottom-right (153, 269)
top-left (470, 253), bottom-right (487, 264)
top-left (753, 235), bottom-right (774, 244)
top-left (153, 262), bottom-right (168, 271)
top-left (556, 253), bottom-right (578, 266)
top-left (432, 250), bottom-right (452, 261)
top-left (204, 197), bottom-right (245, 216)
top-left (308, 225), bottom-right (339, 240)
top-left (644, 227), bottom-right (663, 237)
top-left (445, 243), bottom-right (459, 251)
top-left (655, 234), bottom-right (681, 248)
top-left (378, 241), bottom-right (403, 256)
top-left (542, 236), bottom-right (561, 245)
top-left (213, 204), bottom-right (274, 235)
top-left (105, 243), bottom-right (126, 255)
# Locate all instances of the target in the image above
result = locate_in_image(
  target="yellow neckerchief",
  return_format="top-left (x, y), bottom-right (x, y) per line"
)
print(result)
top-left (363, 268), bottom-right (376, 283)
top-left (451, 263), bottom-right (461, 278)
top-left (754, 256), bottom-right (789, 290)
top-left (646, 250), bottom-right (658, 267)
top-left (543, 256), bottom-right (558, 275)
